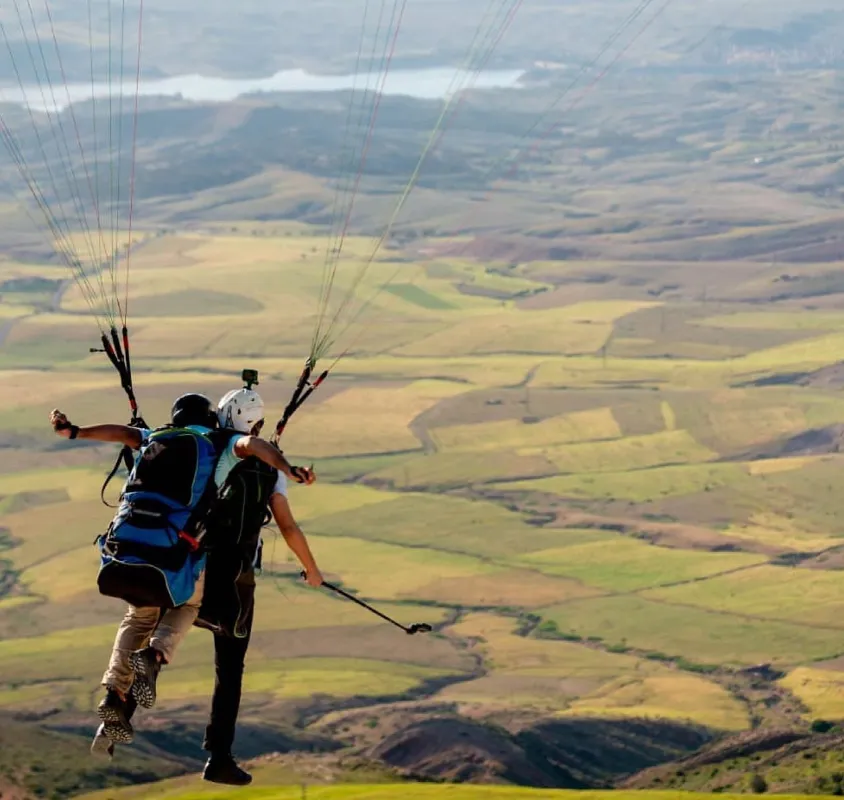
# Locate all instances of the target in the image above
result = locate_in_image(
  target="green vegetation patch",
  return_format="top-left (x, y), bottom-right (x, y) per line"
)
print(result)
top-left (430, 407), bottom-right (622, 452)
top-left (383, 283), bottom-right (456, 309)
top-left (306, 493), bottom-right (583, 559)
top-left (367, 449), bottom-right (556, 488)
top-left (163, 656), bottom-right (455, 703)
top-left (129, 289), bottom-right (264, 317)
top-left (77, 784), bottom-right (831, 800)
top-left (522, 430), bottom-right (716, 474)
top-left (540, 595), bottom-right (844, 666)
top-left (518, 538), bottom-right (765, 592)
top-left (645, 566), bottom-right (844, 629)
top-left (500, 462), bottom-right (746, 503)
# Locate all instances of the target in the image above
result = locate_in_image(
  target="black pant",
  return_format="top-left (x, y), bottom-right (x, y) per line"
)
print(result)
top-left (202, 602), bottom-right (253, 755)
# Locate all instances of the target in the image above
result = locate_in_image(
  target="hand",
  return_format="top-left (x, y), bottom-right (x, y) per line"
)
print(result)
top-left (50, 409), bottom-right (73, 438)
top-left (301, 568), bottom-right (324, 588)
top-left (290, 465), bottom-right (316, 485)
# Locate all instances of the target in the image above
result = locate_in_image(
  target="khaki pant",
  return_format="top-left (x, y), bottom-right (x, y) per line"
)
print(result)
top-left (102, 570), bottom-right (205, 694)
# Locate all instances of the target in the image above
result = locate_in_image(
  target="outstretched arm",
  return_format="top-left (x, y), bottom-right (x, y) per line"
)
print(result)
top-left (233, 435), bottom-right (316, 484)
top-left (269, 493), bottom-right (323, 587)
top-left (50, 410), bottom-right (144, 449)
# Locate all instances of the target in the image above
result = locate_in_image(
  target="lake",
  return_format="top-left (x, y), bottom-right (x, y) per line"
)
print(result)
top-left (1, 67), bottom-right (526, 113)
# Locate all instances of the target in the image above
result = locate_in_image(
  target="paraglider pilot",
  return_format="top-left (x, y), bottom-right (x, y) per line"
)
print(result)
top-left (49, 392), bottom-right (317, 776)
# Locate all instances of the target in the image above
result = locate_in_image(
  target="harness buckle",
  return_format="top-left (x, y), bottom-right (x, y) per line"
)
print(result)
top-left (178, 531), bottom-right (200, 552)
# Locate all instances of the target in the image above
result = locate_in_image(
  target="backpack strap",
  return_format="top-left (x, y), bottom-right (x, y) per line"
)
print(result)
top-left (100, 416), bottom-right (151, 508)
top-left (181, 429), bottom-right (241, 542)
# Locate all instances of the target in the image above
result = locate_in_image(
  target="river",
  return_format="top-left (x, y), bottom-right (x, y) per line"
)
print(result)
top-left (1, 66), bottom-right (526, 113)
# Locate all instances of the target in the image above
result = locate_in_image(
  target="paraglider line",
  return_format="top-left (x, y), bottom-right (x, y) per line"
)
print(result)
top-left (311, 0), bottom-right (525, 363)
top-left (312, 0), bottom-right (409, 357)
top-left (17, 0), bottom-right (102, 283)
top-left (317, 0), bottom-right (374, 336)
top-left (0, 13), bottom-right (102, 311)
top-left (41, 0), bottom-right (110, 291)
top-left (450, 0), bottom-right (673, 252)
top-left (124, 0), bottom-right (145, 322)
top-left (500, 0), bottom-right (674, 191)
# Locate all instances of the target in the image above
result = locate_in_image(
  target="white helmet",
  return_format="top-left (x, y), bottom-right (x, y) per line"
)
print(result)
top-left (217, 389), bottom-right (265, 434)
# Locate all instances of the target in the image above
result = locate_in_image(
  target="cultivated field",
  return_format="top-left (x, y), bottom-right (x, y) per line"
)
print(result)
top-left (3, 219), bottom-right (844, 756)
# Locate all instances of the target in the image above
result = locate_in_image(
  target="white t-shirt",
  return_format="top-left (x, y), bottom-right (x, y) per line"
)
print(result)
top-left (272, 470), bottom-right (288, 498)
top-left (219, 435), bottom-right (288, 497)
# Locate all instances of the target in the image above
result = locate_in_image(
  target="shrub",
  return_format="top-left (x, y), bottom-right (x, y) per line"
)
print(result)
top-left (750, 773), bottom-right (768, 794)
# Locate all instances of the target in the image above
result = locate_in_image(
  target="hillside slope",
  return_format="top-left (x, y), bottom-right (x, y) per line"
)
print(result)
top-left (622, 727), bottom-right (844, 794)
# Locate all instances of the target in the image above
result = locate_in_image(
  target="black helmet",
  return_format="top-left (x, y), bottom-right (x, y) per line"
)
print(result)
top-left (170, 393), bottom-right (217, 428)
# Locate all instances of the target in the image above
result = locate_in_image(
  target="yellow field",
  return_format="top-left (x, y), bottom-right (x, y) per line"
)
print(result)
top-left (737, 331), bottom-right (844, 371)
top-left (367, 448), bottom-right (557, 488)
top-left (307, 535), bottom-right (499, 600)
top-left (562, 673), bottom-right (749, 731)
top-left (429, 408), bottom-right (622, 452)
top-left (660, 400), bottom-right (676, 431)
top-left (745, 455), bottom-right (826, 476)
top-left (19, 544), bottom-right (100, 601)
top-left (699, 310), bottom-right (844, 331)
top-left (394, 309), bottom-right (613, 357)
top-left (403, 569), bottom-right (603, 608)
top-left (248, 580), bottom-right (454, 634)
top-left (780, 666), bottom-right (844, 720)
top-left (691, 395), bottom-right (807, 450)
top-left (722, 515), bottom-right (842, 551)
top-left (287, 483), bottom-right (397, 522)
top-left (0, 465), bottom-right (104, 499)
top-left (437, 614), bottom-right (747, 729)
top-left (280, 381), bottom-right (467, 457)
top-left (4, 499), bottom-right (112, 570)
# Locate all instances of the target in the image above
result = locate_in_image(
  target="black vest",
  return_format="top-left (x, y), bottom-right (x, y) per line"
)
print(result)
top-left (195, 456), bottom-right (279, 638)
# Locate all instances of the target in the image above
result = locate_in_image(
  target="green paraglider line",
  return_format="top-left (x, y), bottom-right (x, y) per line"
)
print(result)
top-left (310, 0), bottom-right (524, 364)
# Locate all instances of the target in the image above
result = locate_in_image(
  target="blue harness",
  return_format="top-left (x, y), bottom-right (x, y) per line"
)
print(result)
top-left (96, 426), bottom-right (232, 608)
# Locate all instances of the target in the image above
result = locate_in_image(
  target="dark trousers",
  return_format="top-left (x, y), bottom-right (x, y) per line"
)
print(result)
top-left (202, 603), bottom-right (253, 755)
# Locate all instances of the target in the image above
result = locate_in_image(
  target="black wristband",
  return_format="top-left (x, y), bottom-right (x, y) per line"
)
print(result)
top-left (68, 424), bottom-right (80, 440)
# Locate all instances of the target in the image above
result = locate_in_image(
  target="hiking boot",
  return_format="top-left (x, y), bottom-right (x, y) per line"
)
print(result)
top-left (90, 723), bottom-right (115, 759)
top-left (96, 690), bottom-right (133, 744)
top-left (202, 753), bottom-right (253, 786)
top-left (129, 647), bottom-right (162, 709)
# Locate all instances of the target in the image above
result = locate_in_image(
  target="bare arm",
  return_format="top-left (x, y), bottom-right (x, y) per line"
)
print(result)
top-left (50, 410), bottom-right (143, 449)
top-left (269, 492), bottom-right (323, 587)
top-left (233, 435), bottom-right (316, 484)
